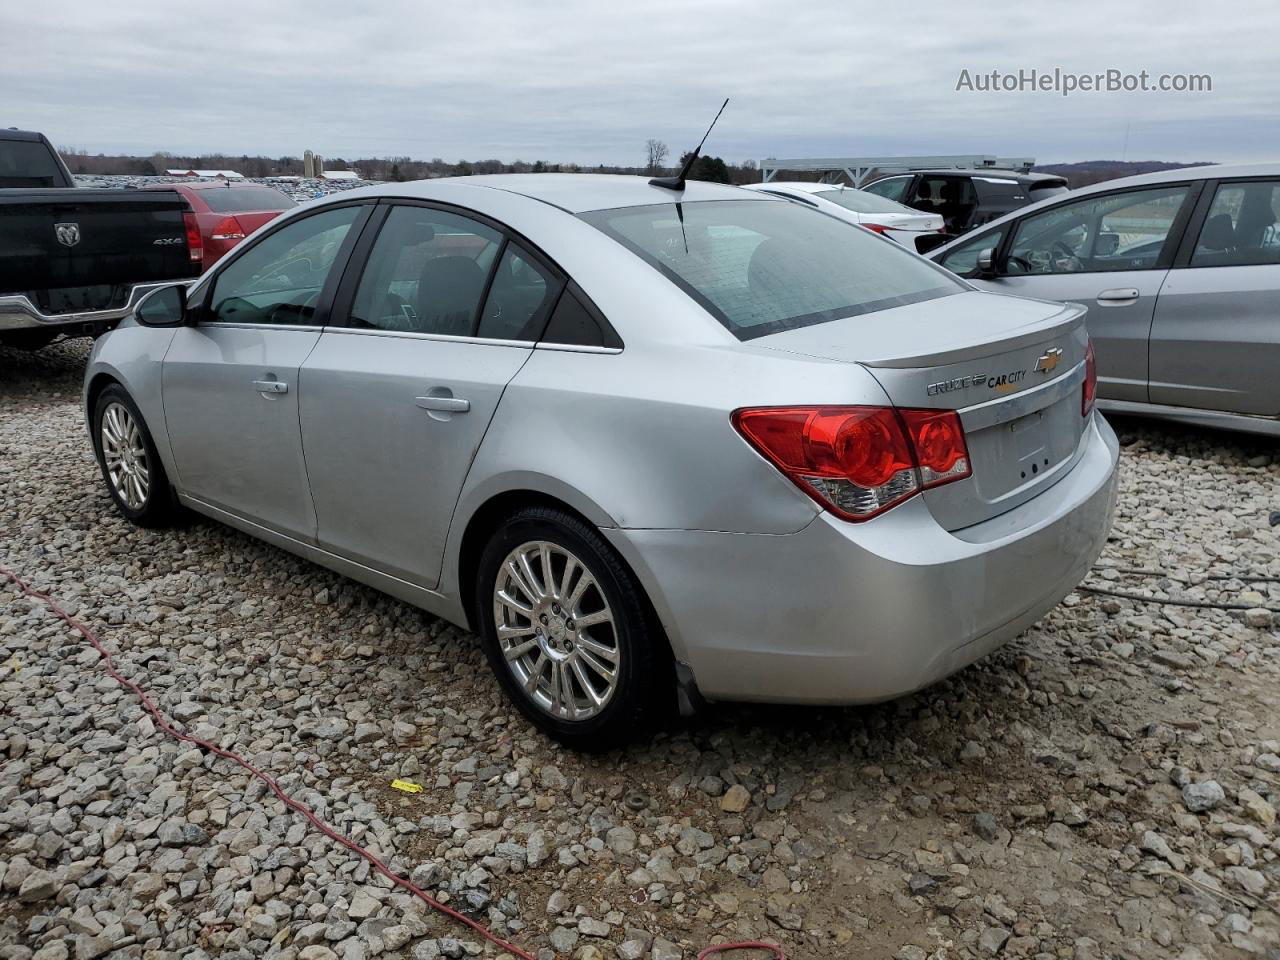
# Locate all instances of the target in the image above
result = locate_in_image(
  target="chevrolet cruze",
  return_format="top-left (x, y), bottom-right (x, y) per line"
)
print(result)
top-left (84, 174), bottom-right (1118, 748)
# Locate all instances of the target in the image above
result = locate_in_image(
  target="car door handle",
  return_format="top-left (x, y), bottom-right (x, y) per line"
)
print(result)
top-left (415, 395), bottom-right (470, 413)
top-left (252, 379), bottom-right (288, 394)
top-left (1096, 287), bottom-right (1139, 303)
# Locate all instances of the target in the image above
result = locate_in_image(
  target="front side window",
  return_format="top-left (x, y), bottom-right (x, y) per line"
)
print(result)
top-left (580, 198), bottom-right (962, 340)
top-left (937, 228), bottom-right (1006, 276)
top-left (1007, 186), bottom-right (1189, 275)
top-left (347, 206), bottom-right (502, 335)
top-left (1191, 181), bottom-right (1280, 267)
top-left (477, 244), bottom-right (563, 340)
top-left (864, 176), bottom-right (910, 202)
top-left (208, 205), bottom-right (362, 325)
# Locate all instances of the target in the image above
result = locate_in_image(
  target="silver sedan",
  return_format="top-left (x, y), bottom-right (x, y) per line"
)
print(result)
top-left (84, 174), bottom-right (1118, 748)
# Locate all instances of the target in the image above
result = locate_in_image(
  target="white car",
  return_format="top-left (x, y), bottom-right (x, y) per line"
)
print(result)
top-left (743, 181), bottom-right (947, 253)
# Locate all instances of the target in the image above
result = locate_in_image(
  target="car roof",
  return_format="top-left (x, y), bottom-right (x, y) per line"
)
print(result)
top-left (929, 161), bottom-right (1280, 257)
top-left (872, 169), bottom-right (1065, 185)
top-left (0, 128), bottom-right (46, 143)
top-left (744, 181), bottom-right (852, 195)
top-left (356, 173), bottom-right (762, 214)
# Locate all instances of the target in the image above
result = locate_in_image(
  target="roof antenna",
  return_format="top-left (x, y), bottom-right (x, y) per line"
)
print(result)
top-left (649, 98), bottom-right (730, 192)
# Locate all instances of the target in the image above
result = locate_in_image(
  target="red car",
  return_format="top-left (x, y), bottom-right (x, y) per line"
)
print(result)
top-left (142, 182), bottom-right (296, 270)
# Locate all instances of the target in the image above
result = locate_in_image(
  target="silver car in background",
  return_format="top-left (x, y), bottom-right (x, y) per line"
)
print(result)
top-left (742, 180), bottom-right (948, 253)
top-left (930, 163), bottom-right (1280, 436)
top-left (84, 174), bottom-right (1118, 748)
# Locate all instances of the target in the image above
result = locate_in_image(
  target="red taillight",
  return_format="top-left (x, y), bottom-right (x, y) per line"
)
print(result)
top-left (732, 405), bottom-right (971, 522)
top-left (1082, 338), bottom-right (1097, 417)
top-left (211, 215), bottom-right (246, 242)
top-left (861, 223), bottom-right (892, 234)
top-left (182, 211), bottom-right (203, 264)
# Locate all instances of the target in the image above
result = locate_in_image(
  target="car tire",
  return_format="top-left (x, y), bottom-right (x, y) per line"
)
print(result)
top-left (476, 505), bottom-right (669, 750)
top-left (92, 384), bottom-right (180, 528)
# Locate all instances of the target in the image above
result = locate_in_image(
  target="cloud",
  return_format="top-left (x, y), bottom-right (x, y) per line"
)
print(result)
top-left (4, 0), bottom-right (1277, 165)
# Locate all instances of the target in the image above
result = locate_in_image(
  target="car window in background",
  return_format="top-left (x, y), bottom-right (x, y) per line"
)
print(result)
top-left (1007, 186), bottom-right (1189, 275)
top-left (209, 206), bottom-right (361, 325)
top-left (1191, 180), bottom-right (1280, 267)
top-left (581, 199), bottom-right (962, 341)
top-left (1029, 183), bottom-right (1070, 201)
top-left (477, 244), bottom-right (563, 340)
top-left (201, 188), bottom-right (296, 213)
top-left (937, 228), bottom-right (1006, 276)
top-left (863, 177), bottom-right (911, 202)
top-left (0, 139), bottom-right (66, 187)
top-left (814, 189), bottom-right (915, 215)
top-left (347, 206), bottom-right (502, 335)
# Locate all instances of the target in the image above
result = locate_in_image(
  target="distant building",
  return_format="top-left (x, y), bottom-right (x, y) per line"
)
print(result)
top-left (318, 170), bottom-right (361, 181)
top-left (303, 150), bottom-right (316, 178)
top-left (164, 168), bottom-right (245, 179)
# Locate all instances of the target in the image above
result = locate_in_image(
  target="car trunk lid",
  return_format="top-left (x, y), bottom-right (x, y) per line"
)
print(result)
top-left (758, 290), bottom-right (1090, 530)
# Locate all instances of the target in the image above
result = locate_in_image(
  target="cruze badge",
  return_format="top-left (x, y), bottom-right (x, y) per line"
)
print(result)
top-left (54, 222), bottom-right (80, 247)
top-left (927, 368), bottom-right (1027, 397)
top-left (1034, 347), bottom-right (1064, 375)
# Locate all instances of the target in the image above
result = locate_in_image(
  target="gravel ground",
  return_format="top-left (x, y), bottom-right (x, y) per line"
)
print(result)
top-left (2, 338), bottom-right (1280, 960)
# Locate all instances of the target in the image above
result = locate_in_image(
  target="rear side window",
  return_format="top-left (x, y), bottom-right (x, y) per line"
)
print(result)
top-left (201, 188), bottom-right (296, 213)
top-left (580, 198), bottom-right (961, 340)
top-left (347, 206), bottom-right (502, 335)
top-left (476, 244), bottom-right (563, 340)
top-left (541, 288), bottom-right (622, 348)
top-left (1191, 180), bottom-right (1280, 267)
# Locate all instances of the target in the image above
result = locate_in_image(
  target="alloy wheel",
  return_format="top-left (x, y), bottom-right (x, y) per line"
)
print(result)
top-left (100, 401), bottom-right (150, 510)
top-left (492, 540), bottom-right (621, 720)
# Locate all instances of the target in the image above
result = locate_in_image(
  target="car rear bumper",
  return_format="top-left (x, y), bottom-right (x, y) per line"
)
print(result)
top-left (605, 413), bottom-right (1119, 704)
top-left (0, 282), bottom-right (176, 334)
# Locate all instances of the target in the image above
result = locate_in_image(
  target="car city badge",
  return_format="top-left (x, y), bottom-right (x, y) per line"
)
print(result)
top-left (54, 222), bottom-right (81, 248)
top-left (1034, 347), bottom-right (1063, 375)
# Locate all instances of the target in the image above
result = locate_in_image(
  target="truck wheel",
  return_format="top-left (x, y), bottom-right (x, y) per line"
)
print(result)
top-left (475, 505), bottom-right (670, 750)
top-left (92, 385), bottom-right (180, 528)
top-left (0, 330), bottom-right (58, 351)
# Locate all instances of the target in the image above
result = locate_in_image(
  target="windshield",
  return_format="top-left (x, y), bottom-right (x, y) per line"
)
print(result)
top-left (815, 188), bottom-right (915, 215)
top-left (200, 187), bottom-right (296, 213)
top-left (580, 198), bottom-right (961, 340)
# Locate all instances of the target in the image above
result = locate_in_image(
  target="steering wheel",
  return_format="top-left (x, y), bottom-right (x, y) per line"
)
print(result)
top-left (1050, 240), bottom-right (1083, 273)
top-left (266, 289), bottom-right (322, 326)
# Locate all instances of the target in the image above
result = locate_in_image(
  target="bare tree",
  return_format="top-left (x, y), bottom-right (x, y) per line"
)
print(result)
top-left (645, 139), bottom-right (669, 174)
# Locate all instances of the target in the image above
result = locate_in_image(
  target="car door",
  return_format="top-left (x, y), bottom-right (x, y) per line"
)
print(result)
top-left (960, 184), bottom-right (1196, 404)
top-left (299, 202), bottom-right (564, 588)
top-left (1149, 178), bottom-right (1280, 415)
top-left (162, 203), bottom-right (370, 537)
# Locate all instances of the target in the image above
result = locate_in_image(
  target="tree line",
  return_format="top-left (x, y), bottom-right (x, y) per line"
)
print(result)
top-left (58, 144), bottom-right (762, 184)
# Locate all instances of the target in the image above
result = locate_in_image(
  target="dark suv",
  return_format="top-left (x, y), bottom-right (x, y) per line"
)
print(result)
top-left (863, 170), bottom-right (1069, 236)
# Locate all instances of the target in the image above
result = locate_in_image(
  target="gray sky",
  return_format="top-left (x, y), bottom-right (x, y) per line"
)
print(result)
top-left (6, 0), bottom-right (1277, 166)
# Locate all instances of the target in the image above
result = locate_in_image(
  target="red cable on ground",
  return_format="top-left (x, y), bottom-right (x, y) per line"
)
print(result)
top-left (1, 564), bottom-right (785, 960)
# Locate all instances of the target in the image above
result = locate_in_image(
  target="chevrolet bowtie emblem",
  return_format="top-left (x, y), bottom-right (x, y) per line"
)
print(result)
top-left (1034, 347), bottom-right (1063, 375)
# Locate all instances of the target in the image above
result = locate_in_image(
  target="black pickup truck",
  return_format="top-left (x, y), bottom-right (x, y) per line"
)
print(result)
top-left (0, 129), bottom-right (200, 349)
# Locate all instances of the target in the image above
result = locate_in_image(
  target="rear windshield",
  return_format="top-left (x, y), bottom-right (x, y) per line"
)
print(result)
top-left (815, 188), bottom-right (914, 215)
top-left (200, 187), bottom-right (296, 213)
top-left (0, 139), bottom-right (67, 187)
top-left (580, 198), bottom-right (961, 340)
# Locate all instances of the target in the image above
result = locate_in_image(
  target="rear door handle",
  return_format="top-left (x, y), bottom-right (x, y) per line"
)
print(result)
top-left (252, 379), bottom-right (288, 394)
top-left (415, 395), bottom-right (470, 413)
top-left (1096, 287), bottom-right (1139, 303)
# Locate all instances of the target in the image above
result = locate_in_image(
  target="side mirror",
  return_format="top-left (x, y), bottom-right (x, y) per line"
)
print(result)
top-left (974, 247), bottom-right (998, 277)
top-left (1095, 232), bottom-right (1120, 256)
top-left (135, 284), bottom-right (188, 327)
